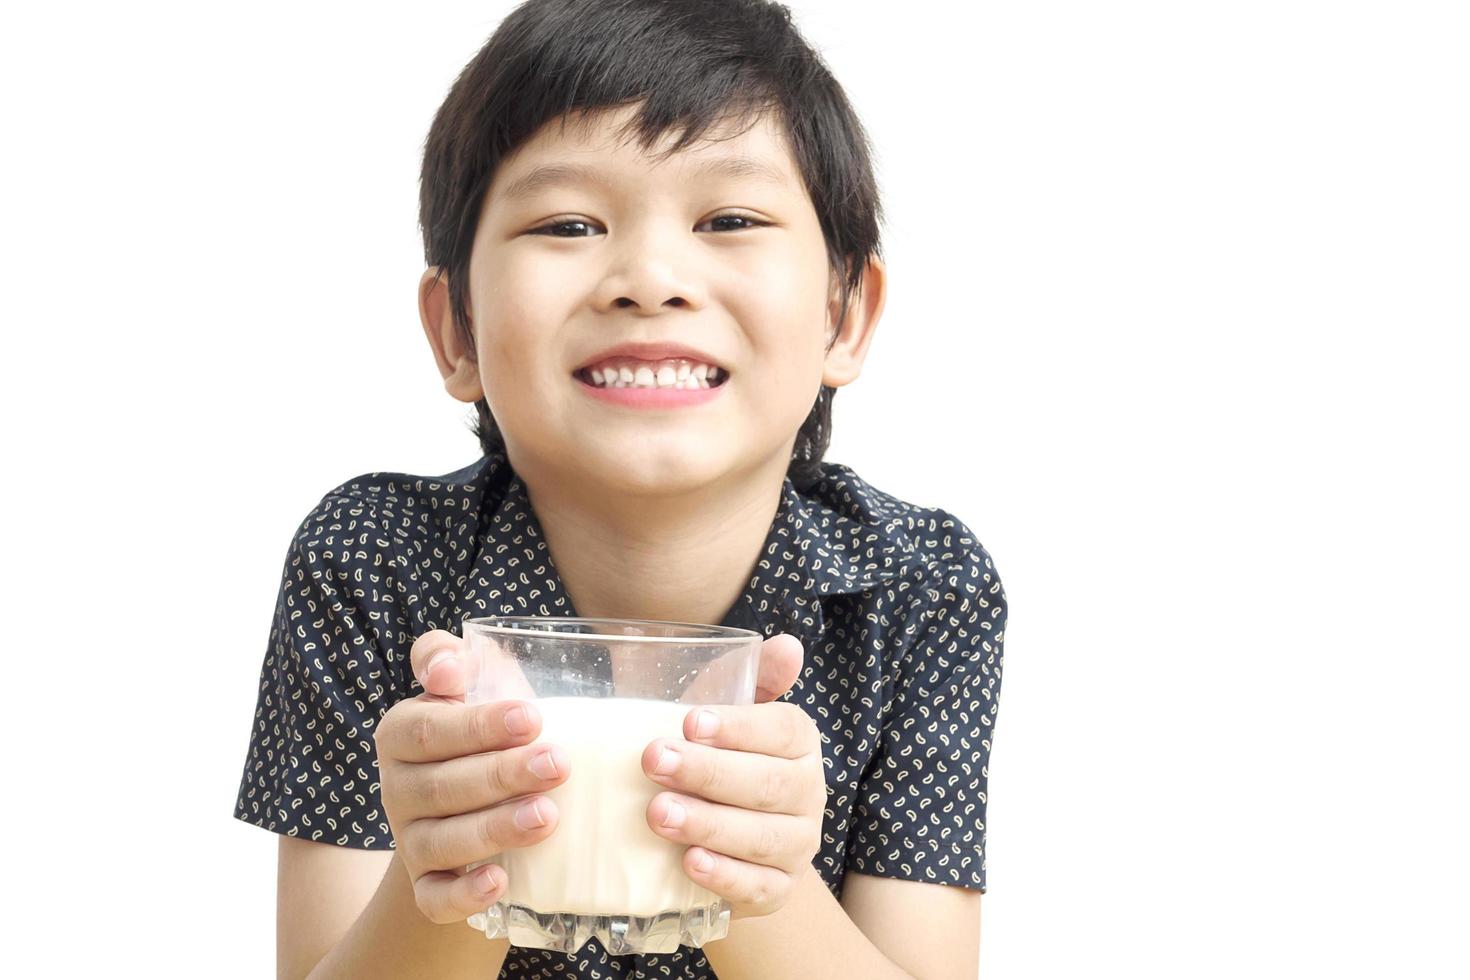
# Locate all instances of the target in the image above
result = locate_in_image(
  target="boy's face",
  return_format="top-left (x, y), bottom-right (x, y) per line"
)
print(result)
top-left (421, 103), bottom-right (884, 498)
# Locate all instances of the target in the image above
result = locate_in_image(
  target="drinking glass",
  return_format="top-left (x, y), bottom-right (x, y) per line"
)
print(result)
top-left (459, 616), bottom-right (762, 955)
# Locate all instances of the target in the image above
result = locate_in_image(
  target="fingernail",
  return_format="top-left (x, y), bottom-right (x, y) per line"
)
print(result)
top-left (662, 798), bottom-right (686, 829)
top-left (477, 866), bottom-right (502, 895)
top-left (528, 748), bottom-right (559, 780)
top-left (426, 650), bottom-right (458, 682)
top-left (515, 798), bottom-right (546, 829)
top-left (653, 745), bottom-right (680, 775)
top-left (692, 850), bottom-right (715, 873)
top-left (695, 710), bottom-right (719, 739)
top-left (504, 706), bottom-right (531, 736)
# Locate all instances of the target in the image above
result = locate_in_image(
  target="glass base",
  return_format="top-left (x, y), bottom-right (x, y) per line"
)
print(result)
top-left (466, 898), bottom-right (731, 955)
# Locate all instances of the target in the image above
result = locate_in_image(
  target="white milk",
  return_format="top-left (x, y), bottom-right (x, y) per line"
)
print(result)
top-left (492, 696), bottom-right (721, 917)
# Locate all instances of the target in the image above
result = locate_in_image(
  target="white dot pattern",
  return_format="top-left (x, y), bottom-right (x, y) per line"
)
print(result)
top-left (234, 449), bottom-right (1006, 977)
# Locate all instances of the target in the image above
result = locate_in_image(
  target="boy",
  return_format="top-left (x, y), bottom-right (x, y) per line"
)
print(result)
top-left (233, 1), bottom-right (1006, 977)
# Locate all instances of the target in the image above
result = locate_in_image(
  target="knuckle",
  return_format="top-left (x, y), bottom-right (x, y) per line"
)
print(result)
top-left (733, 710), bottom-right (754, 745)
top-left (753, 824), bottom-right (783, 863)
top-left (466, 706), bottom-right (493, 748)
top-left (410, 712), bottom-right (436, 756)
top-left (781, 706), bottom-right (807, 750)
top-left (747, 875), bottom-right (775, 911)
top-left (480, 806), bottom-right (510, 852)
top-left (426, 765), bottom-right (455, 812)
top-left (696, 756), bottom-right (722, 797)
top-left (810, 779), bottom-right (829, 814)
top-left (418, 825), bottom-right (454, 873)
top-left (754, 766), bottom-right (784, 812)
top-left (707, 816), bottom-right (738, 856)
top-left (374, 704), bottom-right (405, 751)
top-left (696, 816), bottom-right (726, 852)
top-left (485, 750), bottom-right (514, 803)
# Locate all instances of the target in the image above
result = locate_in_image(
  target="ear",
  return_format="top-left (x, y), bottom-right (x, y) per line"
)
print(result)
top-left (820, 255), bottom-right (887, 388)
top-left (419, 266), bottom-right (484, 403)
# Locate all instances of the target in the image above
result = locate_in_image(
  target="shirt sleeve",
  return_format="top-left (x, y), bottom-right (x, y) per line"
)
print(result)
top-left (845, 541), bottom-right (1007, 892)
top-left (232, 494), bottom-right (413, 849)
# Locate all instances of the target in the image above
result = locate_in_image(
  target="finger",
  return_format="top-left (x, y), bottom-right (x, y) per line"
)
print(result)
top-left (682, 701), bottom-right (817, 760)
top-left (412, 863), bottom-right (508, 926)
top-left (677, 634), bottom-right (801, 705)
top-left (680, 846), bottom-right (791, 920)
top-left (641, 738), bottom-right (810, 814)
top-left (754, 634), bottom-right (804, 703)
top-left (647, 792), bottom-right (814, 870)
top-left (399, 742), bottom-right (568, 817)
top-left (410, 630), bottom-right (473, 699)
top-left (459, 631), bottom-right (540, 703)
top-left (405, 793), bottom-right (559, 872)
top-left (377, 697), bottom-right (541, 764)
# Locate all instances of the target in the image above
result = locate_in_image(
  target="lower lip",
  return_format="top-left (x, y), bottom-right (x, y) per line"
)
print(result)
top-left (574, 373), bottom-right (728, 408)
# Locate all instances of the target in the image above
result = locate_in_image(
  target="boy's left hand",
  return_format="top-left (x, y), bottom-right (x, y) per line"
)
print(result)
top-left (639, 633), bottom-right (826, 922)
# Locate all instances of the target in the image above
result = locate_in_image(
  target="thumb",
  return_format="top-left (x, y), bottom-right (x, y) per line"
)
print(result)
top-left (753, 633), bottom-right (804, 703)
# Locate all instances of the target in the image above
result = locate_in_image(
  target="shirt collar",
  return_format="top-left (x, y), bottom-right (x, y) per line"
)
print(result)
top-left (449, 451), bottom-right (917, 651)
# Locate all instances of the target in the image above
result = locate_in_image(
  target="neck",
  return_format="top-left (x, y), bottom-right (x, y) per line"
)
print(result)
top-left (518, 458), bottom-right (789, 626)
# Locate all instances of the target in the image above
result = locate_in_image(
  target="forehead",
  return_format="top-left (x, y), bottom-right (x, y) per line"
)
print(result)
top-left (489, 105), bottom-right (801, 202)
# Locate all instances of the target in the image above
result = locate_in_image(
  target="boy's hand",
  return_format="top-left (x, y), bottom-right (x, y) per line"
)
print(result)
top-left (639, 633), bottom-right (826, 921)
top-left (373, 629), bottom-right (568, 925)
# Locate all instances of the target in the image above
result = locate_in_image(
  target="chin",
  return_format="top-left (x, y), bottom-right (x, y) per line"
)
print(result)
top-left (577, 446), bottom-right (732, 498)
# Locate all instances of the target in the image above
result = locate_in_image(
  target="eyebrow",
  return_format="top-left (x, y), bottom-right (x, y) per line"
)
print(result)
top-left (497, 155), bottom-right (792, 203)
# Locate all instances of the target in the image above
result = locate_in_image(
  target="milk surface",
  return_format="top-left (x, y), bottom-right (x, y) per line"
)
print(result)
top-left (493, 696), bottom-right (720, 917)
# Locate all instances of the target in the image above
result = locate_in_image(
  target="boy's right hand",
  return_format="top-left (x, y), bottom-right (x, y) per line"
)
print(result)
top-left (374, 629), bottom-right (568, 925)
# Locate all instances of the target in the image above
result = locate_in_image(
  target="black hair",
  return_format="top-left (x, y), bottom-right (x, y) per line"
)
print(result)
top-left (418, 0), bottom-right (883, 491)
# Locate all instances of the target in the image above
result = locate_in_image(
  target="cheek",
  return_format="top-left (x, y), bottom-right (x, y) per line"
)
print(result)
top-left (716, 257), bottom-right (830, 430)
top-left (732, 269), bottom-right (830, 378)
top-left (730, 242), bottom-right (830, 332)
top-left (473, 265), bottom-right (567, 382)
top-left (477, 310), bottom-right (532, 374)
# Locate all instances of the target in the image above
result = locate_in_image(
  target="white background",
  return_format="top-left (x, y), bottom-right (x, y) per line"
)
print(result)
top-left (2, 1), bottom-right (1465, 976)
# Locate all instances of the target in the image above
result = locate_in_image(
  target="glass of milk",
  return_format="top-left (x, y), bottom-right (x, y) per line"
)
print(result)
top-left (458, 616), bottom-right (762, 956)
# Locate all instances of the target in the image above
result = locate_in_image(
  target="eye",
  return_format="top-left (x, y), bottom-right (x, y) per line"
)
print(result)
top-left (528, 218), bottom-right (602, 238)
top-left (525, 213), bottom-right (768, 237)
top-left (698, 212), bottom-right (766, 233)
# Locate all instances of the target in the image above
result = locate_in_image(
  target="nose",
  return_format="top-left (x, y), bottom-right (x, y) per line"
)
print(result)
top-left (593, 225), bottom-right (707, 314)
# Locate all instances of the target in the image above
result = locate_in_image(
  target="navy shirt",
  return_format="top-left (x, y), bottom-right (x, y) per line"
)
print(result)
top-left (234, 448), bottom-right (1006, 978)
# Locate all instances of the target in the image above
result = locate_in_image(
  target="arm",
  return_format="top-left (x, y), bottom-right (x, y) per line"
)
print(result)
top-left (277, 839), bottom-right (391, 978)
top-left (839, 871), bottom-right (981, 980)
top-left (700, 867), bottom-right (980, 980)
top-left (278, 838), bottom-right (509, 980)
top-left (240, 504), bottom-right (535, 979)
top-left (700, 867), bottom-right (914, 980)
top-left (634, 638), bottom-right (977, 979)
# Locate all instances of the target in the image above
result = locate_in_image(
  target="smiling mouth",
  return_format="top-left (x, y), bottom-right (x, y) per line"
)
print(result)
top-left (573, 360), bottom-right (729, 391)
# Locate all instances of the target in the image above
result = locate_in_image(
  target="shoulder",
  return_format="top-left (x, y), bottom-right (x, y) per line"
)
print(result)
top-left (291, 454), bottom-right (505, 558)
top-left (271, 455), bottom-right (511, 662)
top-left (279, 456), bottom-right (509, 629)
top-left (805, 461), bottom-right (1006, 648)
top-left (809, 461), bottom-right (1005, 590)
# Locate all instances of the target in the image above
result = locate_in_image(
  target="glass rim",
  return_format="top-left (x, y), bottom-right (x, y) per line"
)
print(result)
top-left (462, 615), bottom-right (762, 644)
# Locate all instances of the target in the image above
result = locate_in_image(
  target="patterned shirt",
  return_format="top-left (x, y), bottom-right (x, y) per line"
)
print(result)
top-left (233, 448), bottom-right (1006, 978)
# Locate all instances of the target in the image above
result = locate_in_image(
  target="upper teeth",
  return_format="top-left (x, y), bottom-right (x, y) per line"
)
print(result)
top-left (585, 358), bottom-right (725, 389)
